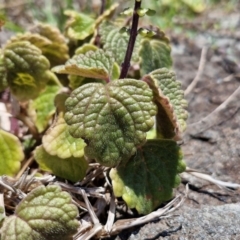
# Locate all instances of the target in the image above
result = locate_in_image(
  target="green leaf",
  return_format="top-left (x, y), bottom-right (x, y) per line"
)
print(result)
top-left (4, 41), bottom-right (50, 76)
top-left (3, 41), bottom-right (50, 101)
top-left (28, 85), bottom-right (61, 132)
top-left (181, 0), bottom-right (206, 13)
top-left (0, 185), bottom-right (79, 240)
top-left (143, 68), bottom-right (188, 139)
top-left (52, 49), bottom-right (115, 81)
top-left (99, 21), bottom-right (140, 65)
top-left (95, 3), bottom-right (119, 26)
top-left (139, 34), bottom-right (172, 75)
top-left (74, 43), bottom-right (98, 55)
top-left (43, 113), bottom-right (86, 159)
top-left (30, 23), bottom-right (69, 66)
top-left (0, 54), bottom-right (7, 91)
top-left (64, 10), bottom-right (95, 41)
top-left (64, 79), bottom-right (157, 167)
top-left (8, 32), bottom-right (52, 52)
top-left (0, 129), bottom-right (24, 176)
top-left (35, 145), bottom-right (88, 182)
top-left (110, 139), bottom-right (186, 214)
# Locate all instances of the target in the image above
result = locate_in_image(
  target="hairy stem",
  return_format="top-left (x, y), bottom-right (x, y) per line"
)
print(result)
top-left (120, 0), bottom-right (141, 79)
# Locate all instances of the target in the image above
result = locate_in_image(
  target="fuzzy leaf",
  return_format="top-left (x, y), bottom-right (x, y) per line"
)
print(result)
top-left (30, 23), bottom-right (69, 66)
top-left (74, 43), bottom-right (98, 55)
top-left (64, 79), bottom-right (157, 167)
top-left (110, 139), bottom-right (186, 214)
top-left (43, 114), bottom-right (86, 159)
top-left (35, 145), bottom-right (88, 182)
top-left (64, 11), bottom-right (95, 41)
top-left (143, 68), bottom-right (188, 139)
top-left (4, 41), bottom-right (49, 76)
top-left (99, 21), bottom-right (140, 65)
top-left (8, 32), bottom-right (52, 51)
top-left (0, 129), bottom-right (24, 176)
top-left (3, 41), bottom-right (50, 101)
top-left (0, 185), bottom-right (79, 240)
top-left (28, 85), bottom-right (61, 132)
top-left (52, 49), bottom-right (115, 81)
top-left (140, 37), bottom-right (172, 75)
top-left (0, 54), bottom-right (7, 91)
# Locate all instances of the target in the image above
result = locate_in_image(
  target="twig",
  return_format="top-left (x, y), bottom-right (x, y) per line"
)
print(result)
top-left (104, 194), bottom-right (116, 234)
top-left (184, 167), bottom-right (240, 189)
top-left (109, 194), bottom-right (186, 235)
top-left (184, 46), bottom-right (208, 96)
top-left (120, 0), bottom-right (141, 79)
top-left (0, 193), bottom-right (6, 220)
top-left (186, 85), bottom-right (240, 135)
top-left (16, 156), bottom-right (35, 180)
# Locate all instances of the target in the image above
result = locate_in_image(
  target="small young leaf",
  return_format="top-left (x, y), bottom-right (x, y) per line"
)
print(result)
top-left (28, 84), bottom-right (61, 132)
top-left (99, 21), bottom-right (140, 65)
top-left (0, 185), bottom-right (79, 240)
top-left (110, 139), bottom-right (186, 214)
top-left (0, 129), bottom-right (24, 176)
top-left (120, 8), bottom-right (133, 16)
top-left (43, 114), bottom-right (86, 159)
top-left (64, 79), bottom-right (157, 167)
top-left (30, 23), bottom-right (69, 66)
top-left (52, 49), bottom-right (115, 81)
top-left (35, 145), bottom-right (88, 182)
top-left (146, 9), bottom-right (156, 16)
top-left (143, 68), bottom-right (188, 139)
top-left (139, 37), bottom-right (172, 76)
top-left (136, 8), bottom-right (149, 17)
top-left (64, 10), bottom-right (95, 41)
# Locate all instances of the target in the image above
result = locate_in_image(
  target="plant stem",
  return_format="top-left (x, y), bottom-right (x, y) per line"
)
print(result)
top-left (120, 0), bottom-right (141, 79)
top-left (100, 0), bottom-right (106, 15)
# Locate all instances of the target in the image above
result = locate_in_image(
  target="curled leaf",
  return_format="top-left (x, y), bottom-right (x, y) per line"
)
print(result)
top-left (0, 185), bottom-right (79, 240)
top-left (0, 129), bottom-right (24, 176)
top-left (64, 10), bottom-right (95, 41)
top-left (143, 68), bottom-right (188, 139)
top-left (64, 79), bottom-right (157, 167)
top-left (52, 49), bottom-right (115, 81)
top-left (110, 139), bottom-right (186, 214)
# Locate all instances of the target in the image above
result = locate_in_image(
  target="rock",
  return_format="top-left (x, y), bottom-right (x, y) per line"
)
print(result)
top-left (112, 204), bottom-right (240, 240)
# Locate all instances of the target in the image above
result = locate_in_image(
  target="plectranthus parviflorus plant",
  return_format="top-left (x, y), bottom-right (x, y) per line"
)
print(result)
top-left (0, 0), bottom-right (187, 239)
